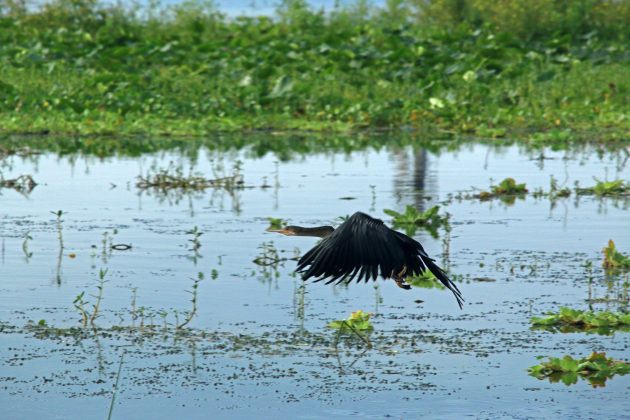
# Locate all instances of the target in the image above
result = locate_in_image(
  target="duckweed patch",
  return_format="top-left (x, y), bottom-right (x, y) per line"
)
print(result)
top-left (528, 353), bottom-right (630, 387)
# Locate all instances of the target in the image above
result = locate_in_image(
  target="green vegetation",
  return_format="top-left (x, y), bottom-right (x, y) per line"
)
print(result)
top-left (476, 177), bottom-right (528, 203)
top-left (0, 0), bottom-right (629, 137)
top-left (136, 162), bottom-right (244, 191)
top-left (528, 353), bottom-right (630, 387)
top-left (407, 271), bottom-right (446, 290)
top-left (384, 205), bottom-right (448, 237)
top-left (602, 240), bottom-right (630, 271)
top-left (328, 310), bottom-right (374, 333)
top-left (531, 307), bottom-right (630, 334)
top-left (266, 217), bottom-right (287, 230)
top-left (576, 179), bottom-right (630, 197)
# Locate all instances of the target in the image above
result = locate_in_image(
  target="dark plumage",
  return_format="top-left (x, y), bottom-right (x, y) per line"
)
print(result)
top-left (268, 212), bottom-right (464, 309)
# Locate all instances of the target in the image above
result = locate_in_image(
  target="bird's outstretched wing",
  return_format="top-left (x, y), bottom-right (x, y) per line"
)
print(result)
top-left (296, 212), bottom-right (464, 308)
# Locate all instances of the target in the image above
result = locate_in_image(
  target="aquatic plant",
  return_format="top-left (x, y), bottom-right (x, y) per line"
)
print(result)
top-left (477, 177), bottom-right (528, 202)
top-left (266, 217), bottom-right (287, 230)
top-left (528, 352), bottom-right (630, 387)
top-left (176, 272), bottom-right (204, 329)
top-left (1, 1), bottom-right (629, 137)
top-left (531, 307), bottom-right (630, 333)
top-left (602, 240), bottom-right (630, 271)
top-left (384, 205), bottom-right (448, 237)
top-left (73, 268), bottom-right (108, 328)
top-left (328, 310), bottom-right (374, 333)
top-left (407, 271), bottom-right (446, 290)
top-left (576, 179), bottom-right (630, 197)
top-left (137, 162), bottom-right (244, 192)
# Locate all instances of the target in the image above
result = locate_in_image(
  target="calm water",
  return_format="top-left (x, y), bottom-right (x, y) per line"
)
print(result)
top-left (1, 136), bottom-right (629, 419)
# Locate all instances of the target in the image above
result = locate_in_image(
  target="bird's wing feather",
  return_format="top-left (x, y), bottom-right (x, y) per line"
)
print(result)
top-left (296, 211), bottom-right (464, 309)
top-left (297, 212), bottom-right (406, 283)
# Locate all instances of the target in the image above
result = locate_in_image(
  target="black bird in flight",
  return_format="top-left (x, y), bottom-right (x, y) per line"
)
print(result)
top-left (268, 212), bottom-right (463, 309)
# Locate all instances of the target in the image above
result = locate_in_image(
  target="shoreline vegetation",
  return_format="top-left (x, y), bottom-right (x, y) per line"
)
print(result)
top-left (0, 0), bottom-right (629, 140)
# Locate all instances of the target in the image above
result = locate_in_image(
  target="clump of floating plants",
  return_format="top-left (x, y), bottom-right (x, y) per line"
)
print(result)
top-left (328, 310), bottom-right (374, 332)
top-left (528, 352), bottom-right (630, 387)
top-left (407, 271), bottom-right (446, 290)
top-left (384, 205), bottom-right (448, 237)
top-left (0, 174), bottom-right (37, 194)
top-left (576, 178), bottom-right (630, 197)
top-left (602, 240), bottom-right (630, 271)
top-left (266, 217), bottom-right (287, 230)
top-left (531, 307), bottom-right (630, 334)
top-left (328, 310), bottom-right (373, 348)
top-left (476, 177), bottom-right (528, 202)
top-left (136, 162), bottom-right (244, 192)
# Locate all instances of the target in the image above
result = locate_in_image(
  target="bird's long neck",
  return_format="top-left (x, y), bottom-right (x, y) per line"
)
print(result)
top-left (288, 226), bottom-right (334, 238)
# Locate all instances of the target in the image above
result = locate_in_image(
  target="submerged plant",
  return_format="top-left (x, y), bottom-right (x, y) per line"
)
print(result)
top-left (531, 307), bottom-right (630, 334)
top-left (383, 205), bottom-right (448, 237)
top-left (602, 240), bottom-right (630, 271)
top-left (528, 352), bottom-right (630, 387)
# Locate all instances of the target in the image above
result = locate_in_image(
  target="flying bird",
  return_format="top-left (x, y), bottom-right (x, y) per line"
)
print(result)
top-left (268, 212), bottom-right (463, 309)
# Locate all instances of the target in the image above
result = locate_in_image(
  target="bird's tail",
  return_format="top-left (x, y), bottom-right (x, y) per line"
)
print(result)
top-left (420, 255), bottom-right (464, 309)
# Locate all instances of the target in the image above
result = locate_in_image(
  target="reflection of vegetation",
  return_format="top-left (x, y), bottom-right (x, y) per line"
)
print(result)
top-left (528, 353), bottom-right (630, 387)
top-left (602, 240), bottom-right (630, 271)
top-left (577, 179), bottom-right (630, 197)
top-left (0, 174), bottom-right (37, 194)
top-left (531, 307), bottom-right (630, 334)
top-left (137, 162), bottom-right (244, 192)
top-left (476, 178), bottom-right (528, 203)
top-left (384, 205), bottom-right (448, 237)
top-left (51, 210), bottom-right (64, 284)
top-left (185, 226), bottom-right (203, 264)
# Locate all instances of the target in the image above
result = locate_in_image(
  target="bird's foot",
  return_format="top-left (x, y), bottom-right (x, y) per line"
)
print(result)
top-left (394, 278), bottom-right (411, 290)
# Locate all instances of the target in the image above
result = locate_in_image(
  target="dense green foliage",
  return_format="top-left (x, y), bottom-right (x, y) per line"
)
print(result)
top-left (531, 306), bottom-right (630, 334)
top-left (0, 0), bottom-right (629, 136)
top-left (529, 352), bottom-right (630, 387)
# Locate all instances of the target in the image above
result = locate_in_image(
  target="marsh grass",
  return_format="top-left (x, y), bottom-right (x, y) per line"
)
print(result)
top-left (0, 1), bottom-right (629, 137)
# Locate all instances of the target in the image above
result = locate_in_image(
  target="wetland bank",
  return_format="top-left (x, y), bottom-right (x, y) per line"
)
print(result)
top-left (1, 133), bottom-right (629, 418)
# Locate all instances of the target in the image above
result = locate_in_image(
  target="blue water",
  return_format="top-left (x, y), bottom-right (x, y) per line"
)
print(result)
top-left (1, 137), bottom-right (629, 418)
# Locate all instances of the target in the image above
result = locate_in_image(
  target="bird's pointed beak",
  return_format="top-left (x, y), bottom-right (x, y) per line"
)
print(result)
top-left (265, 227), bottom-right (294, 235)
